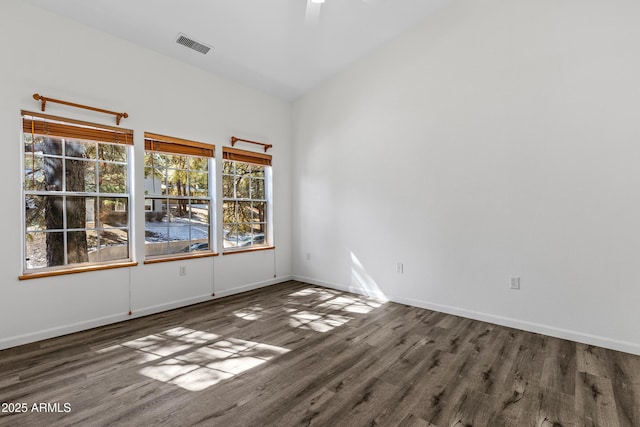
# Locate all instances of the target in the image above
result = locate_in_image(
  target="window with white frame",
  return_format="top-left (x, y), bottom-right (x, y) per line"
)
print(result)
top-left (222, 147), bottom-right (272, 250)
top-left (144, 133), bottom-right (215, 259)
top-left (22, 111), bottom-right (133, 275)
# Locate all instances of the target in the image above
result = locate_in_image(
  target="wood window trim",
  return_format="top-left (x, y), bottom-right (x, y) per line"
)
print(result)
top-left (19, 262), bottom-right (138, 281)
top-left (144, 252), bottom-right (219, 264)
top-left (145, 132), bottom-right (214, 157)
top-left (223, 246), bottom-right (275, 255)
top-left (22, 110), bottom-right (133, 145)
top-left (222, 146), bottom-right (271, 166)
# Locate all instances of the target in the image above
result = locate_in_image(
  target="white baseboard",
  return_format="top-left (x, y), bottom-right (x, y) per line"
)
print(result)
top-left (213, 275), bottom-right (293, 299)
top-left (0, 276), bottom-right (293, 351)
top-left (0, 313), bottom-right (130, 351)
top-left (293, 275), bottom-right (640, 356)
top-left (130, 294), bottom-right (215, 319)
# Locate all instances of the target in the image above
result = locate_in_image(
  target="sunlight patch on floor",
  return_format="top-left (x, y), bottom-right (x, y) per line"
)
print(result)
top-left (233, 304), bottom-right (265, 321)
top-left (288, 288), bottom-right (338, 301)
top-left (318, 296), bottom-right (382, 314)
top-left (95, 326), bottom-right (289, 392)
top-left (288, 311), bottom-right (352, 333)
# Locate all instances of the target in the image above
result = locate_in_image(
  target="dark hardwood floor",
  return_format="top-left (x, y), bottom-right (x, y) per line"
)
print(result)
top-left (1, 280), bottom-right (639, 426)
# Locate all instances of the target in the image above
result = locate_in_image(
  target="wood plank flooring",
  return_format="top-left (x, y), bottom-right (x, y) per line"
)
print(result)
top-left (1, 280), bottom-right (639, 426)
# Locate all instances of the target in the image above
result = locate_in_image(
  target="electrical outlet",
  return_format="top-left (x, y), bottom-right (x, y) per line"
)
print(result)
top-left (510, 276), bottom-right (520, 290)
top-left (396, 262), bottom-right (404, 274)
top-left (305, 252), bottom-right (311, 261)
top-left (179, 265), bottom-right (187, 276)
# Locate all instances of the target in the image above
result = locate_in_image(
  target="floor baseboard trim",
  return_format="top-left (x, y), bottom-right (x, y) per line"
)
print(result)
top-left (293, 275), bottom-right (640, 356)
top-left (0, 276), bottom-right (293, 351)
top-left (0, 313), bottom-right (129, 351)
top-left (213, 275), bottom-right (294, 299)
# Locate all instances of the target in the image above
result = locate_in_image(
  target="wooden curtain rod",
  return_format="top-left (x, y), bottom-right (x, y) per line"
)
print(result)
top-left (33, 93), bottom-right (128, 125)
top-left (231, 136), bottom-right (272, 153)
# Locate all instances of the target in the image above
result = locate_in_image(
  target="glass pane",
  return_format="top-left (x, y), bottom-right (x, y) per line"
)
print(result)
top-left (223, 224), bottom-right (238, 248)
top-left (223, 175), bottom-right (234, 198)
top-left (145, 166), bottom-right (163, 196)
top-left (166, 153), bottom-right (187, 170)
top-left (66, 159), bottom-right (96, 192)
top-left (235, 162), bottom-right (249, 176)
top-left (24, 154), bottom-right (46, 191)
top-left (145, 199), bottom-right (169, 254)
top-left (43, 157), bottom-right (63, 191)
top-left (66, 196), bottom-right (88, 229)
top-left (251, 178), bottom-right (265, 199)
top-left (183, 240), bottom-right (209, 253)
top-left (85, 142), bottom-right (97, 159)
top-left (189, 156), bottom-right (208, 172)
top-left (25, 195), bottom-right (46, 231)
top-left (169, 198), bottom-right (189, 221)
top-left (237, 177), bottom-right (250, 198)
top-left (252, 202), bottom-right (266, 222)
top-left (65, 140), bottom-right (91, 159)
top-left (32, 196), bottom-right (64, 231)
top-left (238, 201), bottom-right (252, 224)
top-left (145, 198), bottom-right (167, 223)
top-left (189, 202), bottom-right (209, 225)
top-left (251, 165), bottom-right (265, 178)
top-left (166, 169), bottom-right (188, 196)
top-left (86, 230), bottom-right (99, 261)
top-left (237, 223), bottom-right (252, 239)
top-left (42, 136), bottom-right (62, 156)
top-left (25, 232), bottom-right (54, 269)
top-left (67, 230), bottom-right (90, 264)
top-left (99, 162), bottom-right (127, 194)
top-left (223, 201), bottom-right (237, 224)
top-left (98, 229), bottom-right (129, 261)
top-left (189, 171), bottom-right (208, 197)
top-left (145, 240), bottom-right (169, 258)
top-left (145, 152), bottom-right (167, 173)
top-left (24, 134), bottom-right (43, 155)
top-left (167, 224), bottom-right (188, 244)
top-left (100, 197), bottom-right (128, 228)
top-left (251, 229), bottom-right (266, 246)
top-left (222, 160), bottom-right (234, 175)
top-left (98, 144), bottom-right (126, 162)
top-left (85, 197), bottom-right (97, 228)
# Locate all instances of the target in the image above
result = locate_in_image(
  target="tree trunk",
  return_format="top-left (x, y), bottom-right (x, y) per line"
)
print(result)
top-left (44, 138), bottom-right (89, 266)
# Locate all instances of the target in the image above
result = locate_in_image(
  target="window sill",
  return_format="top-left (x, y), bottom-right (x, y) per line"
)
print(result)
top-left (223, 246), bottom-right (275, 255)
top-left (144, 252), bottom-right (219, 264)
top-left (19, 261), bottom-right (138, 281)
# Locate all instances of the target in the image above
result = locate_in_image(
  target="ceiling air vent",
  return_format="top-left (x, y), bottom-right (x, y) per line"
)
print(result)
top-left (176, 33), bottom-right (212, 55)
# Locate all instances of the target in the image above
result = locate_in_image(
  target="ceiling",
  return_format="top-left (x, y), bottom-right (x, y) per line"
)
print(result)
top-left (30, 0), bottom-right (446, 101)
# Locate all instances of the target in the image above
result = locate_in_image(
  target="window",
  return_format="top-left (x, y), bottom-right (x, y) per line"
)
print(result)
top-left (144, 133), bottom-right (215, 260)
top-left (22, 111), bottom-right (134, 275)
top-left (222, 147), bottom-right (272, 250)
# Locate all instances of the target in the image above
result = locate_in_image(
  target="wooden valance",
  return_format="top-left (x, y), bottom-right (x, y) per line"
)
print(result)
top-left (22, 110), bottom-right (133, 145)
top-left (145, 132), bottom-right (214, 157)
top-left (223, 147), bottom-right (271, 166)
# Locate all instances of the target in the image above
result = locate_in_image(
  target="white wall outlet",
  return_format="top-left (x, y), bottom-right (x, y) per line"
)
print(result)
top-left (396, 262), bottom-right (404, 274)
top-left (510, 276), bottom-right (520, 289)
top-left (305, 252), bottom-right (311, 261)
top-left (179, 265), bottom-right (187, 276)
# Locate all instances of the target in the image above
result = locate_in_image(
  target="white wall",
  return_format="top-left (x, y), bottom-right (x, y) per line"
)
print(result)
top-left (292, 0), bottom-right (640, 355)
top-left (0, 1), bottom-right (292, 349)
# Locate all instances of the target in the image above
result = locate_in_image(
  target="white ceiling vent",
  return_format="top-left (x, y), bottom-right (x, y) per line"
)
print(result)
top-left (176, 33), bottom-right (212, 55)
